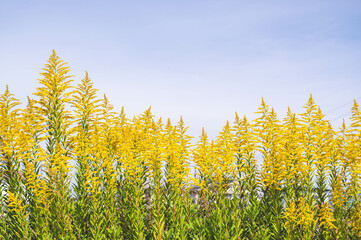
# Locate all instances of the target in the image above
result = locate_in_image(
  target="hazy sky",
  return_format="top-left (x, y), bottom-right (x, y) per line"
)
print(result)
top-left (1, 0), bottom-right (360, 139)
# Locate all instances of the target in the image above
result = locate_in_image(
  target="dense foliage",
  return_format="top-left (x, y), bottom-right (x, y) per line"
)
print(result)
top-left (1, 51), bottom-right (360, 239)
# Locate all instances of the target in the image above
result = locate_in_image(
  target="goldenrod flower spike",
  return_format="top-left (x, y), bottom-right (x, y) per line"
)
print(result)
top-left (234, 114), bottom-right (259, 198)
top-left (32, 51), bottom-right (75, 239)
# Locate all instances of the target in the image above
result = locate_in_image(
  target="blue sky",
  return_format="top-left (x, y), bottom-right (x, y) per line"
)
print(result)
top-left (1, 0), bottom-right (361, 139)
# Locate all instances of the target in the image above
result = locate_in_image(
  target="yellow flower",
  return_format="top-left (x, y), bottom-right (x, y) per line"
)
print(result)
top-left (7, 191), bottom-right (27, 215)
top-left (318, 202), bottom-right (336, 230)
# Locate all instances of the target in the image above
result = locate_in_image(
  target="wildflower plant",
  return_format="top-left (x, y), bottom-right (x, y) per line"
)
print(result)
top-left (0, 51), bottom-right (360, 239)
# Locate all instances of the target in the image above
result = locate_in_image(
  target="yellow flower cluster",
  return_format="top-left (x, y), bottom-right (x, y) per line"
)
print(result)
top-left (284, 197), bottom-right (315, 230)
